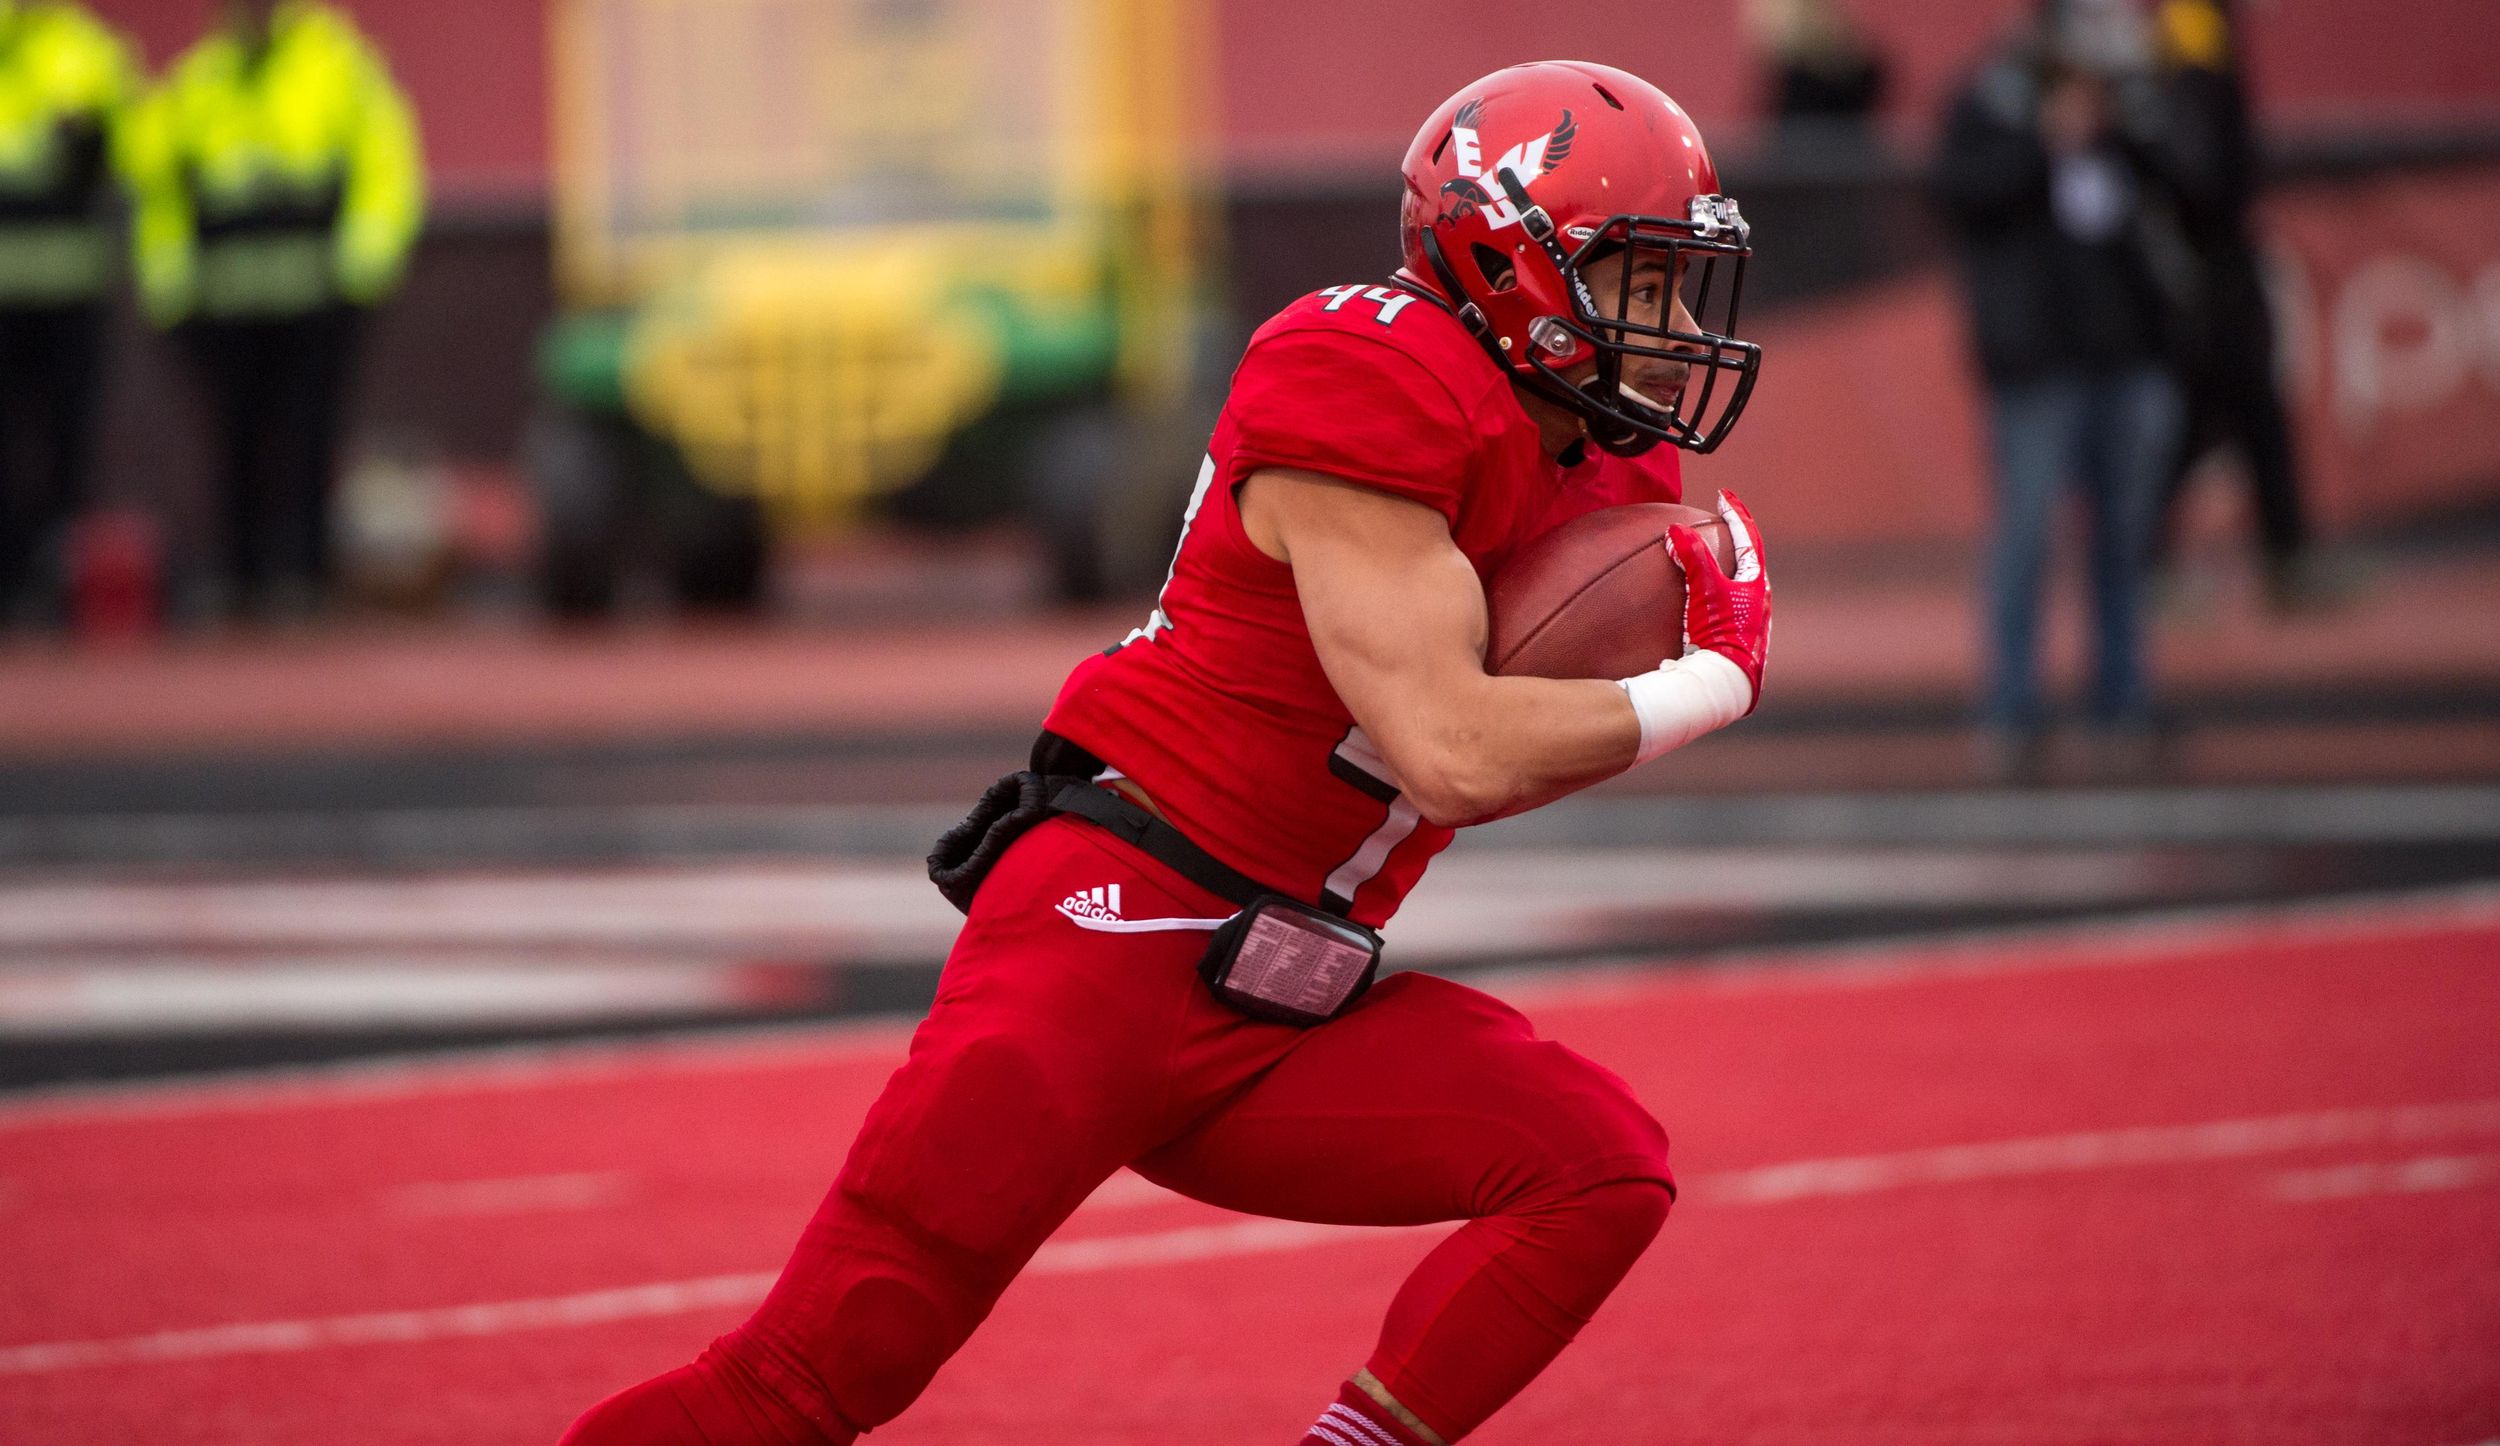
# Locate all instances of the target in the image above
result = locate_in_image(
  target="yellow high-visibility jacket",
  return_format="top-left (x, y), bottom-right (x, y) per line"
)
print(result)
top-left (0, 0), bottom-right (138, 307)
top-left (122, 0), bottom-right (423, 324)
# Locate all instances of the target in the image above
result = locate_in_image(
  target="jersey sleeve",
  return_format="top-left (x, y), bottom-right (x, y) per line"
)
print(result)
top-left (1222, 326), bottom-right (1475, 523)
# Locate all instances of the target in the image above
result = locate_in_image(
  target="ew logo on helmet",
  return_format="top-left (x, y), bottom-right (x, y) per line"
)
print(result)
top-left (1439, 101), bottom-right (1577, 231)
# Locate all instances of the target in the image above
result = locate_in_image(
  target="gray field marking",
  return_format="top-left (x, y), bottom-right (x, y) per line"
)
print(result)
top-left (0, 783), bottom-right (2492, 871)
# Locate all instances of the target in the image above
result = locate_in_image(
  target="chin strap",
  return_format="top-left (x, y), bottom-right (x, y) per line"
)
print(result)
top-left (1416, 227), bottom-right (1633, 447)
top-left (1416, 228), bottom-right (1498, 351)
top-left (1574, 381), bottom-right (1659, 456)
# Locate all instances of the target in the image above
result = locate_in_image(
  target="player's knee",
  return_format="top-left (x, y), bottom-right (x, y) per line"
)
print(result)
top-left (1573, 1176), bottom-right (1675, 1261)
top-left (1583, 1077), bottom-right (1673, 1182)
top-left (735, 1186), bottom-right (1004, 1430)
top-left (842, 1031), bottom-right (1083, 1262)
top-left (1526, 1052), bottom-right (1674, 1197)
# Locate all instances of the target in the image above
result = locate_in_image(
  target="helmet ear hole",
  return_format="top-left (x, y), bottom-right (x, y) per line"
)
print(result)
top-left (1471, 243), bottom-right (1518, 293)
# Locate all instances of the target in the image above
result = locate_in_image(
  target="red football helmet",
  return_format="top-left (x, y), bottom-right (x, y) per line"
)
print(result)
top-left (1398, 61), bottom-right (1761, 455)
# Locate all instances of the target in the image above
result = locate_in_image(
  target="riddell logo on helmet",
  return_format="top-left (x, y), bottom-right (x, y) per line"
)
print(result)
top-left (1438, 99), bottom-right (1576, 232)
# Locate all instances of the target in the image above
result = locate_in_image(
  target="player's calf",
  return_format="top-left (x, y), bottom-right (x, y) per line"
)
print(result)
top-left (557, 1340), bottom-right (851, 1446)
top-left (1356, 1175), bottom-right (1673, 1440)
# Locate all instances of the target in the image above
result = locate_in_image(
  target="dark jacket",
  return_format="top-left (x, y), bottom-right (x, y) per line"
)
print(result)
top-left (1932, 56), bottom-right (2185, 384)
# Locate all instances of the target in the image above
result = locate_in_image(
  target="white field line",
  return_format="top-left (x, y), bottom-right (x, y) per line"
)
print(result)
top-left (1693, 1098), bottom-right (2500, 1203)
top-left (0, 1220), bottom-right (1416, 1378)
top-left (2266, 1153), bottom-right (2500, 1202)
top-left (0, 1013), bottom-right (926, 1132)
top-left (0, 867), bottom-right (964, 951)
top-left (0, 846), bottom-right (2197, 951)
top-left (384, 1172), bottom-right (633, 1219)
top-left (4, 1096), bottom-right (2496, 1377)
top-left (1, 880), bottom-right (2491, 1134)
top-left (0, 1274), bottom-right (781, 1376)
top-left (374, 1167), bottom-right (1177, 1222)
top-left (0, 961), bottom-right (782, 1035)
top-left (1483, 878), bottom-right (2500, 1012)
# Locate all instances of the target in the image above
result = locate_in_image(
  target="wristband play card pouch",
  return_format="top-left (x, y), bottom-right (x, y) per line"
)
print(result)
top-left (933, 740), bottom-right (1387, 1029)
top-left (1198, 895), bottom-right (1384, 1027)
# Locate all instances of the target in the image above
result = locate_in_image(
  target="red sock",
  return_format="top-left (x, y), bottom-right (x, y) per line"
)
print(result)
top-left (1302, 1379), bottom-right (1435, 1446)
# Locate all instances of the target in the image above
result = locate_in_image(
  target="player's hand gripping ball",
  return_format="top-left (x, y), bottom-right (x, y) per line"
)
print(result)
top-left (1671, 492), bottom-right (1771, 712)
top-left (1486, 497), bottom-right (1761, 685)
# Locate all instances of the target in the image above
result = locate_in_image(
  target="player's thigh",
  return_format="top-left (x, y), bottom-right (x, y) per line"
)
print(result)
top-left (1133, 971), bottom-right (1671, 1226)
top-left (839, 818), bottom-right (1217, 1258)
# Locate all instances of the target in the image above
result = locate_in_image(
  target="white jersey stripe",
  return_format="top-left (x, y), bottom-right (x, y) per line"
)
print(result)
top-left (1333, 726), bottom-right (1394, 782)
top-left (1321, 726), bottom-right (1417, 910)
top-left (1323, 797), bottom-right (1421, 909)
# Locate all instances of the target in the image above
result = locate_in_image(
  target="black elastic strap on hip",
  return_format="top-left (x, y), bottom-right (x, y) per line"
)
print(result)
top-left (1047, 782), bottom-right (1339, 917)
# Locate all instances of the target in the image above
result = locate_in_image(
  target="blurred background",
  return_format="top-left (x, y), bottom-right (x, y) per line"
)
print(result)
top-left (1, 3), bottom-right (2498, 1442)
top-left (0, 0), bottom-right (2494, 1084)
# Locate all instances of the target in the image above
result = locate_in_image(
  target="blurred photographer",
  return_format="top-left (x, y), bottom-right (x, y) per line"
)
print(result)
top-left (1935, 0), bottom-right (2190, 777)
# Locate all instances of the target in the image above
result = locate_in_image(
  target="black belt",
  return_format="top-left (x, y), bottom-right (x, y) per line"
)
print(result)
top-left (1046, 781), bottom-right (1307, 913)
top-left (929, 731), bottom-right (1351, 920)
top-left (1033, 729), bottom-right (1347, 917)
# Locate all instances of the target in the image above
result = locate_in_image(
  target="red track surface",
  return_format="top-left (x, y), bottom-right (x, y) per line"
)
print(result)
top-left (3, 895), bottom-right (2497, 1445)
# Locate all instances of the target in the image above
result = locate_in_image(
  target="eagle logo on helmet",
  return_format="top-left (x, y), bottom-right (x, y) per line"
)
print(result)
top-left (1437, 105), bottom-right (1577, 229)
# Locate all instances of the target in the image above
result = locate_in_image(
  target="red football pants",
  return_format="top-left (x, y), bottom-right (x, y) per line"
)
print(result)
top-left (562, 817), bottom-right (1673, 1444)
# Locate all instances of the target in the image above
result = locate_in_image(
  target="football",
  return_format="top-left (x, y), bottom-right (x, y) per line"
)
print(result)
top-left (1485, 501), bottom-right (1738, 680)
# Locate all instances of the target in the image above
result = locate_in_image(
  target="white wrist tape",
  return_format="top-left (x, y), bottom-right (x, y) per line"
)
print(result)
top-left (1617, 651), bottom-right (1753, 764)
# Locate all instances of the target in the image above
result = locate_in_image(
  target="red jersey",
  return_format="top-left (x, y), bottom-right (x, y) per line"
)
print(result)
top-left (1042, 283), bottom-right (1679, 928)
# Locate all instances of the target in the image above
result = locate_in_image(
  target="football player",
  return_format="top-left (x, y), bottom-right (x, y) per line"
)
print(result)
top-left (562, 60), bottom-right (1772, 1446)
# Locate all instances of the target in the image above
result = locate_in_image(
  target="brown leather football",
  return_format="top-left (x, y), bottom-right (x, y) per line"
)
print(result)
top-left (1485, 502), bottom-right (1737, 679)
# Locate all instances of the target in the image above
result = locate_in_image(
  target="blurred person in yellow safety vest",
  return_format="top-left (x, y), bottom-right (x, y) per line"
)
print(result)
top-left (0, 0), bottom-right (138, 629)
top-left (123, 0), bottom-right (420, 620)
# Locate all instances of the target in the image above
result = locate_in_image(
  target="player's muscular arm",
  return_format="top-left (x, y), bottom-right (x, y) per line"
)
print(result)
top-left (1240, 467), bottom-right (1646, 827)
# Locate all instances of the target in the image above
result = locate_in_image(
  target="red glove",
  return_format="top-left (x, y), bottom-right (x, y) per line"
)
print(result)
top-left (1668, 491), bottom-right (1771, 714)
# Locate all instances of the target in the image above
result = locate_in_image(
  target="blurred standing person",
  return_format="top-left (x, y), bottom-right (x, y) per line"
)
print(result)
top-left (123, 0), bottom-right (420, 621)
top-left (2150, 0), bottom-right (2323, 611)
top-left (1748, 0), bottom-right (1887, 137)
top-left (1934, 0), bottom-right (2187, 777)
top-left (0, 0), bottom-right (137, 629)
